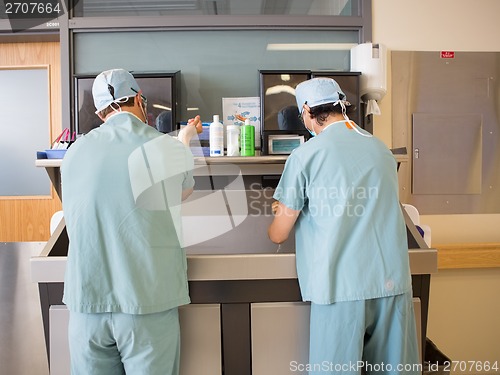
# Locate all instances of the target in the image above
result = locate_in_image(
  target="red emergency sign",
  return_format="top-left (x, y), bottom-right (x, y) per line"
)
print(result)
top-left (440, 51), bottom-right (455, 59)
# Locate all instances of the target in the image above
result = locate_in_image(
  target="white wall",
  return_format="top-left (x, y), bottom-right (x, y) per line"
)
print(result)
top-left (372, 1), bottom-right (500, 369)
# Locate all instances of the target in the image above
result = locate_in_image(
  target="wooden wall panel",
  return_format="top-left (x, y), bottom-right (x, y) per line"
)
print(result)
top-left (436, 243), bottom-right (500, 269)
top-left (0, 42), bottom-right (62, 242)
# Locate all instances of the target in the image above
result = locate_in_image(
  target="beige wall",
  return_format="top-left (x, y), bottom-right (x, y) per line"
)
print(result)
top-left (372, 0), bottom-right (500, 369)
top-left (428, 268), bottom-right (500, 368)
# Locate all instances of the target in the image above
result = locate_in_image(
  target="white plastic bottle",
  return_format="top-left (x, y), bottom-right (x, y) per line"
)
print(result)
top-left (209, 114), bottom-right (224, 157)
top-left (226, 124), bottom-right (240, 156)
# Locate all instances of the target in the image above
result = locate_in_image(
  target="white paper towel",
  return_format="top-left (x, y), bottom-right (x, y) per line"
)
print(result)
top-left (366, 99), bottom-right (381, 116)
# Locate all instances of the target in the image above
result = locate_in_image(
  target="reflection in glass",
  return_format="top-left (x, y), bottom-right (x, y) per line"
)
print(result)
top-left (277, 105), bottom-right (302, 131)
top-left (261, 72), bottom-right (309, 132)
top-left (75, 73), bottom-right (178, 135)
top-left (74, 0), bottom-right (359, 17)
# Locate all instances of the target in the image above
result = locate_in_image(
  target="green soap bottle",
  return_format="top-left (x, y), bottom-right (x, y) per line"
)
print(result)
top-left (240, 119), bottom-right (255, 156)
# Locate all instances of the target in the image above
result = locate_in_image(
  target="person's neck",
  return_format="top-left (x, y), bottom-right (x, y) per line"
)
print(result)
top-left (326, 113), bottom-right (346, 124)
top-left (313, 113), bottom-right (348, 135)
top-left (104, 107), bottom-right (144, 122)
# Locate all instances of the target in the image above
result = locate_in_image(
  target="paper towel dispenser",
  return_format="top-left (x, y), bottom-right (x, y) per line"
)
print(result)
top-left (350, 43), bottom-right (387, 103)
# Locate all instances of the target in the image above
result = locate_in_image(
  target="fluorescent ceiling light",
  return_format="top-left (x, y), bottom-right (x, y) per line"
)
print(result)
top-left (266, 85), bottom-right (295, 96)
top-left (152, 104), bottom-right (171, 111)
top-left (267, 43), bottom-right (357, 51)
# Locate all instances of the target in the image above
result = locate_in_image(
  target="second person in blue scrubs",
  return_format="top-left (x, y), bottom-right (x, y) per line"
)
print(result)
top-left (268, 78), bottom-right (420, 374)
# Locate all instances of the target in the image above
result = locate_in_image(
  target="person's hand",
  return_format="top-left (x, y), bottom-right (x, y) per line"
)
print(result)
top-left (272, 200), bottom-right (280, 215)
top-left (187, 115), bottom-right (203, 134)
top-left (178, 115), bottom-right (202, 146)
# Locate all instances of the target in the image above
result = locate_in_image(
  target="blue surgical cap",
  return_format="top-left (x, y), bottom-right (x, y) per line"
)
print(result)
top-left (92, 69), bottom-right (141, 113)
top-left (295, 77), bottom-right (349, 113)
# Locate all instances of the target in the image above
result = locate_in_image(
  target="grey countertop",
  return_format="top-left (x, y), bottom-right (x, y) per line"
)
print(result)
top-left (36, 154), bottom-right (408, 168)
top-left (31, 248), bottom-right (437, 283)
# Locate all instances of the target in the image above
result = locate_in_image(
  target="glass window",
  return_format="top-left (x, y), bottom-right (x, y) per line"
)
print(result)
top-left (0, 67), bottom-right (51, 196)
top-left (74, 29), bottom-right (357, 123)
top-left (73, 0), bottom-right (360, 18)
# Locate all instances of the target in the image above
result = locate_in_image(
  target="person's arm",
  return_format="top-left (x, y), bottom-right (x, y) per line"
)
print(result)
top-left (268, 201), bottom-right (300, 244)
top-left (182, 187), bottom-right (193, 201)
top-left (178, 116), bottom-right (202, 200)
top-left (177, 115), bottom-right (203, 146)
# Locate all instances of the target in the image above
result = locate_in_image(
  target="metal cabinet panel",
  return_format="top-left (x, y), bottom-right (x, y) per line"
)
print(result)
top-left (412, 113), bottom-right (482, 195)
top-left (48, 304), bottom-right (222, 375)
top-left (251, 300), bottom-right (423, 375)
top-left (49, 306), bottom-right (70, 375)
top-left (251, 302), bottom-right (310, 375)
top-left (179, 304), bottom-right (222, 375)
top-left (392, 51), bottom-right (500, 214)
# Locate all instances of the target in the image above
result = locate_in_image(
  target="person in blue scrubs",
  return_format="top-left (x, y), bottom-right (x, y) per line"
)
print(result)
top-left (268, 78), bottom-right (420, 374)
top-left (61, 69), bottom-right (202, 375)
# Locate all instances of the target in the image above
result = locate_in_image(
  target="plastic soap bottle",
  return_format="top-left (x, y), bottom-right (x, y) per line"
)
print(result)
top-left (226, 124), bottom-right (240, 156)
top-left (209, 114), bottom-right (224, 157)
top-left (240, 119), bottom-right (255, 157)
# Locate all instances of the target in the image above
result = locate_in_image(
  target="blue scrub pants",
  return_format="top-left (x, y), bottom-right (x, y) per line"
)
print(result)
top-left (68, 308), bottom-right (180, 375)
top-left (308, 291), bottom-right (420, 375)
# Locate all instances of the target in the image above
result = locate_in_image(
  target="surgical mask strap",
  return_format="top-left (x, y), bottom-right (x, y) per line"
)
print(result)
top-left (305, 116), bottom-right (316, 137)
top-left (139, 98), bottom-right (148, 125)
top-left (302, 103), bottom-right (316, 137)
top-left (132, 90), bottom-right (148, 125)
top-left (350, 124), bottom-right (371, 137)
top-left (307, 126), bottom-right (316, 137)
top-left (333, 100), bottom-right (372, 138)
top-left (110, 102), bottom-right (122, 114)
top-left (333, 100), bottom-right (350, 123)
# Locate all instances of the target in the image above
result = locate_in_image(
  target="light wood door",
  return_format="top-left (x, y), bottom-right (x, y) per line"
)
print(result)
top-left (0, 42), bottom-right (62, 241)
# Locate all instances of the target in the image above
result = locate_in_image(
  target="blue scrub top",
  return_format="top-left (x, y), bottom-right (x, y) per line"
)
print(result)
top-left (61, 112), bottom-right (194, 314)
top-left (274, 121), bottom-right (412, 304)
